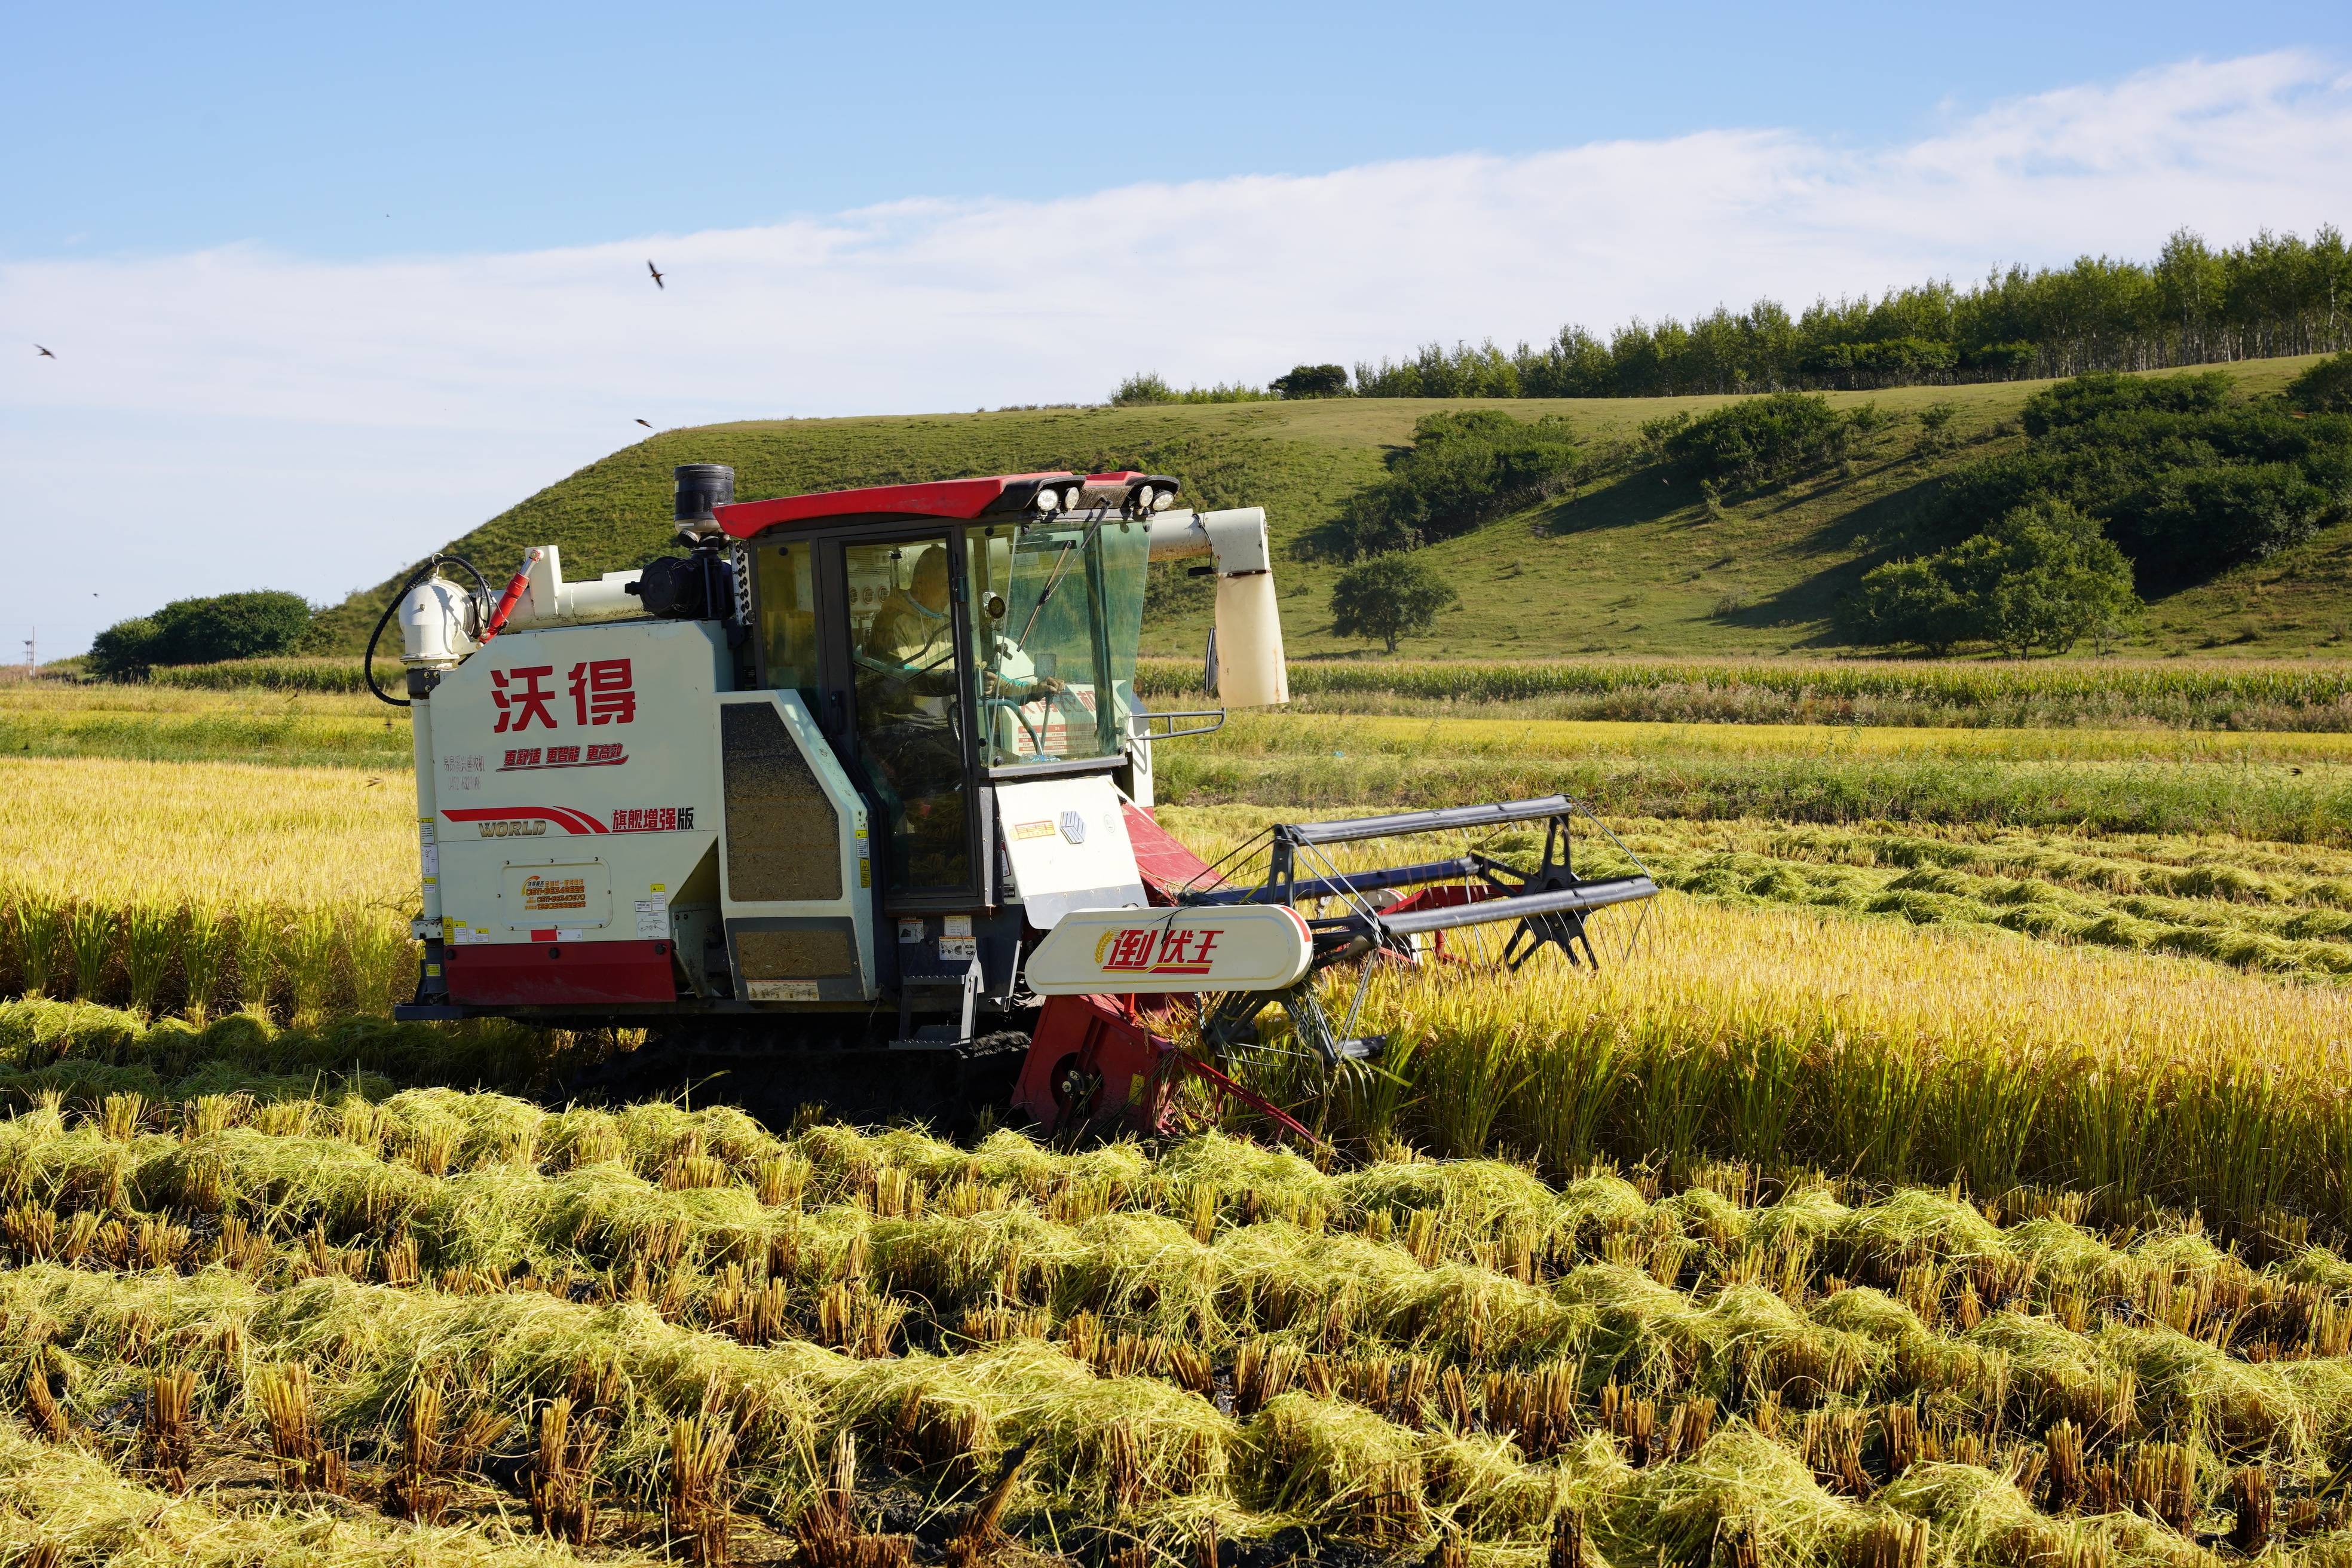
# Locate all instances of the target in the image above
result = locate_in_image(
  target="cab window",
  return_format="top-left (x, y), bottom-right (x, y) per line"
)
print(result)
top-left (967, 515), bottom-right (1147, 767)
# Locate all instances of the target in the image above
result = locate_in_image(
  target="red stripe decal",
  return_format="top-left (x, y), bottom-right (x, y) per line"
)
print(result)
top-left (443, 807), bottom-right (609, 834)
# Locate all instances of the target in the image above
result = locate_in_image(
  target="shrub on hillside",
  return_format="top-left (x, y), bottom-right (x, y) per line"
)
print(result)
top-left (1112, 373), bottom-right (1177, 406)
top-left (2286, 351), bottom-right (2352, 415)
top-left (1329, 554), bottom-right (1459, 654)
top-left (1318, 409), bottom-right (1581, 559)
top-left (2131, 463), bottom-right (2336, 574)
top-left (1840, 500), bottom-right (2139, 656)
top-left (1931, 370), bottom-right (2352, 584)
top-left (2019, 369), bottom-right (2232, 436)
top-left (1109, 373), bottom-right (1271, 406)
top-left (1837, 560), bottom-right (1973, 655)
top-left (1662, 392), bottom-right (1858, 487)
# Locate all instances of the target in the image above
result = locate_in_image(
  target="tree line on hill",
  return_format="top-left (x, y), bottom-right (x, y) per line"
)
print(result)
top-left (1120, 225), bottom-right (2351, 406)
top-left (1359, 226), bottom-right (2352, 399)
top-left (1313, 353), bottom-right (2352, 657)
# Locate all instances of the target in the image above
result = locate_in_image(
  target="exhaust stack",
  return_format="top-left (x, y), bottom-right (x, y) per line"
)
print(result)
top-left (674, 463), bottom-right (735, 543)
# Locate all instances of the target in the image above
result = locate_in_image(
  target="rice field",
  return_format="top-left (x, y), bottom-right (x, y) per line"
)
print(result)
top-left (0, 682), bottom-right (412, 767)
top-left (1155, 719), bottom-right (2352, 844)
top-left (14, 1083), bottom-right (2352, 1566)
top-left (0, 757), bottom-right (416, 1020)
top-left (10, 744), bottom-right (2352, 1230)
top-left (16, 678), bottom-right (2352, 1563)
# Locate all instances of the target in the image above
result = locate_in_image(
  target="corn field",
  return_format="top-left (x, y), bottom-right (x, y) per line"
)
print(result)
top-left (1139, 658), bottom-right (2352, 731)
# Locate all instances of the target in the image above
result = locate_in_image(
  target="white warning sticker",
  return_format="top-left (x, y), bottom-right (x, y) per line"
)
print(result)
top-left (746, 980), bottom-right (819, 1002)
top-left (634, 897), bottom-right (669, 939)
top-left (938, 914), bottom-right (973, 959)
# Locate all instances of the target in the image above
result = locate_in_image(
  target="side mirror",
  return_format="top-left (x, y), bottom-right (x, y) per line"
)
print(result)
top-left (1203, 627), bottom-right (1220, 698)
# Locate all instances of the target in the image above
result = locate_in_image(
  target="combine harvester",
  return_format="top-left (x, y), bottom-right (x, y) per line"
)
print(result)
top-left (375, 466), bottom-right (1655, 1135)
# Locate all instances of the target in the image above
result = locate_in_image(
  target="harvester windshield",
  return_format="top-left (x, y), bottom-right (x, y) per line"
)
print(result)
top-left (967, 514), bottom-right (1148, 766)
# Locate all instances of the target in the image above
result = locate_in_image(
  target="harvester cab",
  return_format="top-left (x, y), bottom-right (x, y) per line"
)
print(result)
top-left (378, 465), bottom-right (1656, 1135)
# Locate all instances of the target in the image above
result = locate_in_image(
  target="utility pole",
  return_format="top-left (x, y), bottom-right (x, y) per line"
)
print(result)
top-left (20, 629), bottom-right (31, 673)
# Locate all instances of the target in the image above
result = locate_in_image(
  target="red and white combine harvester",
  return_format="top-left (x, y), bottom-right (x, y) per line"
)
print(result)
top-left (376, 466), bottom-right (1655, 1135)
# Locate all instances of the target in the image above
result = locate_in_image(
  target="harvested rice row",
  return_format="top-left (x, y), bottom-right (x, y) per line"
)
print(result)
top-left (0, 999), bottom-right (595, 1108)
top-left (0, 1411), bottom-right (657, 1566)
top-left (7, 1092), bottom-right (2350, 1348)
top-left (12, 1110), bottom-right (2352, 1496)
top-left (1626, 840), bottom-right (2352, 982)
top-left (9, 1089), bottom-right (2350, 1332)
top-left (1650, 821), bottom-right (2352, 899)
top-left (3, 1262), bottom-right (2342, 1567)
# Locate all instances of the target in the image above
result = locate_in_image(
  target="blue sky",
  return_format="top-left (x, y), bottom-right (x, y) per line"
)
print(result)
top-left (5, 4), bottom-right (2352, 656)
top-left (9, 1), bottom-right (2349, 264)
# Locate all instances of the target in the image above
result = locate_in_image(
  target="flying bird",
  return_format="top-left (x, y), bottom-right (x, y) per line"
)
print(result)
top-left (35, 345), bottom-right (55, 359)
top-left (647, 260), bottom-right (665, 290)
top-left (635, 419), bottom-right (653, 428)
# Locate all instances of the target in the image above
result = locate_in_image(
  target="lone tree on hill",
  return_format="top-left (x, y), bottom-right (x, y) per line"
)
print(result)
top-left (1330, 554), bottom-right (1458, 654)
top-left (1271, 363), bottom-right (1350, 399)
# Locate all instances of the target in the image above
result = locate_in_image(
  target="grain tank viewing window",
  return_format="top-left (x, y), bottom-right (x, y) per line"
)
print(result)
top-left (967, 513), bottom-right (1148, 767)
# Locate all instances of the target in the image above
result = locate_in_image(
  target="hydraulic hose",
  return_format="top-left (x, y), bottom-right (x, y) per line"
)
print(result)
top-left (363, 553), bottom-right (492, 708)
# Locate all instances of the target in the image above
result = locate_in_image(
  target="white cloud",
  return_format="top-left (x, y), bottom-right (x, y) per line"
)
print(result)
top-left (3, 50), bottom-right (2348, 653)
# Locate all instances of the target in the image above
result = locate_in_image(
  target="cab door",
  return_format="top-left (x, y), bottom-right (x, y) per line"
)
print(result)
top-left (819, 529), bottom-right (987, 908)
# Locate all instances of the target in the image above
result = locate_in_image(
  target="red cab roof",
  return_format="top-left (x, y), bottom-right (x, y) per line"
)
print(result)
top-left (715, 471), bottom-right (1151, 540)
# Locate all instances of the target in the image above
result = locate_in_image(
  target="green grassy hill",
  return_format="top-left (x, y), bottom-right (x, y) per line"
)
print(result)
top-left (315, 354), bottom-right (2348, 660)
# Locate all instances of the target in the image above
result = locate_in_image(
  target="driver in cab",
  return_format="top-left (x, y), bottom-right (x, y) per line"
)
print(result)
top-left (862, 546), bottom-right (956, 699)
